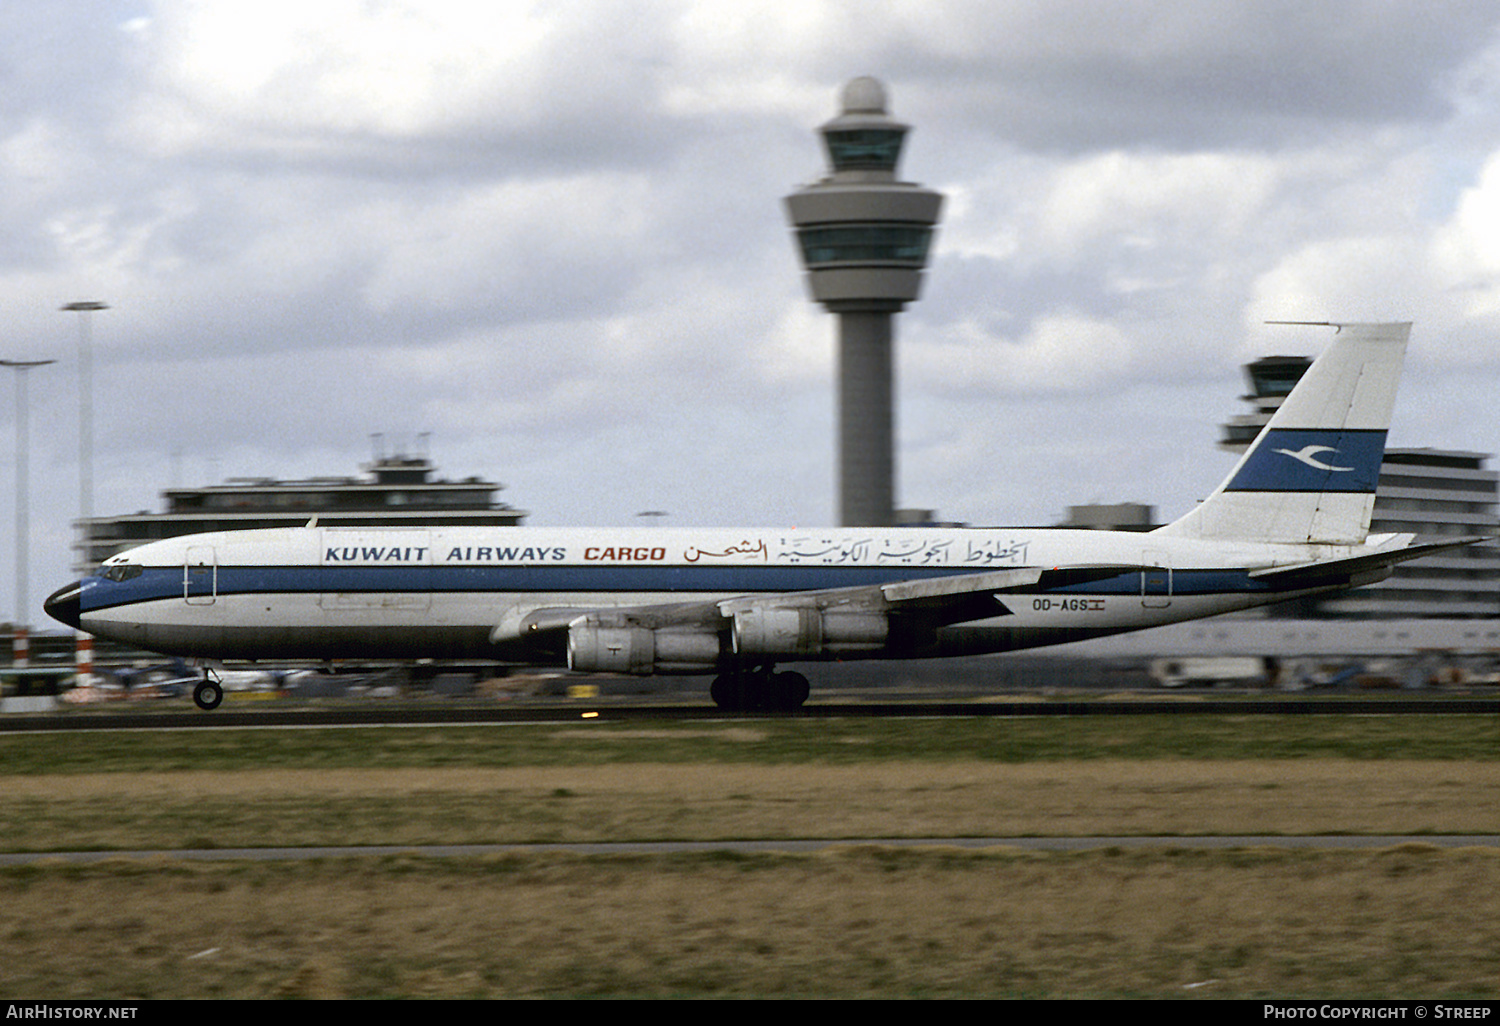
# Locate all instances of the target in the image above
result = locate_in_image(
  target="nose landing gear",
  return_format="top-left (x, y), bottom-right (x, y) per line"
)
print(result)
top-left (192, 669), bottom-right (223, 711)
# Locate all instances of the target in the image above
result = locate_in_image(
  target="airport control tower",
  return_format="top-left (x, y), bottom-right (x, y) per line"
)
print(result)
top-left (785, 77), bottom-right (944, 527)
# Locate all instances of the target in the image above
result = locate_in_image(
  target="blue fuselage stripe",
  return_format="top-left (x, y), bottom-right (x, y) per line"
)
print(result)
top-left (78, 564), bottom-right (1271, 613)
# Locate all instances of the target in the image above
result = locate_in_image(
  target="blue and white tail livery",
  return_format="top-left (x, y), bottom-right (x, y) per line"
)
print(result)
top-left (45, 321), bottom-right (1480, 711)
top-left (1159, 321), bottom-right (1406, 545)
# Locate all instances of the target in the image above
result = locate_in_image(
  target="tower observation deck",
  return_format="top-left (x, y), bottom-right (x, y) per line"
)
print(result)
top-left (784, 77), bottom-right (944, 527)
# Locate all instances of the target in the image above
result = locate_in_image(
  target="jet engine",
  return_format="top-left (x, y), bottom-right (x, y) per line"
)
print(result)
top-left (566, 604), bottom-right (891, 675)
top-left (566, 621), bottom-right (722, 675)
top-left (731, 607), bottom-right (888, 658)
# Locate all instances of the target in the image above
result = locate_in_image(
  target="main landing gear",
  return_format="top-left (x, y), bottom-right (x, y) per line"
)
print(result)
top-left (193, 669), bottom-right (224, 711)
top-left (709, 667), bottom-right (811, 712)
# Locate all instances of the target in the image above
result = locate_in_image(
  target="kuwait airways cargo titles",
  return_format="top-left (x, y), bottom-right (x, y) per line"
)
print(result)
top-left (46, 323), bottom-right (1482, 713)
top-left (321, 537), bottom-right (1034, 566)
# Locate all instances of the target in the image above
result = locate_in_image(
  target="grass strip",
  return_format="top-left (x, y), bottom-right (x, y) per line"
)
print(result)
top-left (4, 845), bottom-right (1498, 999)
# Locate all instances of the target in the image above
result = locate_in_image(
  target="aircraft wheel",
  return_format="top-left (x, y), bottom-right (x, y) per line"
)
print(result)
top-left (193, 680), bottom-right (224, 711)
top-left (712, 669), bottom-right (808, 712)
top-left (773, 671), bottom-right (811, 710)
top-left (710, 674), bottom-right (742, 711)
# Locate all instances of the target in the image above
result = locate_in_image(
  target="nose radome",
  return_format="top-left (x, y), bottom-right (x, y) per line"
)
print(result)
top-left (44, 582), bottom-right (81, 630)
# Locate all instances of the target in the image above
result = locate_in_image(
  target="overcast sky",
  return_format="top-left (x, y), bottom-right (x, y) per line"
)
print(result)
top-left (8, 1), bottom-right (1500, 624)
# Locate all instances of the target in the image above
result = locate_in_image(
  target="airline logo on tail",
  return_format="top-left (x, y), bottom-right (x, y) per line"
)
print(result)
top-left (1226, 428), bottom-right (1386, 493)
top-left (1273, 444), bottom-right (1353, 472)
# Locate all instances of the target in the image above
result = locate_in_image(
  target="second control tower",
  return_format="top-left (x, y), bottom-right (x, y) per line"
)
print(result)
top-left (785, 77), bottom-right (944, 527)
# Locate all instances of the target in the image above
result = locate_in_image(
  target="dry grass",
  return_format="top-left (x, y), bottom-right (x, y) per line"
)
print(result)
top-left (1, 760), bottom-right (1496, 851)
top-left (4, 846), bottom-right (1500, 998)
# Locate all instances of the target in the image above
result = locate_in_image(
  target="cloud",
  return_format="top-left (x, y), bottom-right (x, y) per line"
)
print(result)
top-left (892, 1), bottom-right (1500, 150)
top-left (124, 1), bottom-right (708, 174)
top-left (907, 311), bottom-right (1134, 395)
top-left (359, 173), bottom-right (655, 319)
top-left (1248, 236), bottom-right (1432, 322)
top-left (1432, 149), bottom-right (1500, 320)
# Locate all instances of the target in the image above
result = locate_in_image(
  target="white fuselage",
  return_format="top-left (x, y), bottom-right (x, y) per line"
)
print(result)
top-left (65, 524), bottom-right (1365, 666)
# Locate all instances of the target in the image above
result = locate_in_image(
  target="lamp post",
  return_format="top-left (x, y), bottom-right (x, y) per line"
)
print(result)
top-left (61, 301), bottom-right (106, 682)
top-left (61, 302), bottom-right (107, 536)
top-left (2, 358), bottom-right (55, 668)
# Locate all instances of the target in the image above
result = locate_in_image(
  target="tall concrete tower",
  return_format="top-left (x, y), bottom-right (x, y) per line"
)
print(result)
top-left (785, 77), bottom-right (943, 527)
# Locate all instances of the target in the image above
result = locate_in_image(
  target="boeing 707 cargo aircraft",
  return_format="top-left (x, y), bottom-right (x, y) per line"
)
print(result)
top-left (46, 322), bottom-right (1469, 711)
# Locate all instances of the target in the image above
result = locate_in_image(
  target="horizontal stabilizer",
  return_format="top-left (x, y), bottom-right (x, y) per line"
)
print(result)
top-left (1248, 537), bottom-right (1485, 589)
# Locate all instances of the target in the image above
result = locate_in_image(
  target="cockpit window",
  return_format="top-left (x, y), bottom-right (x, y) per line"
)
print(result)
top-left (101, 563), bottom-right (143, 583)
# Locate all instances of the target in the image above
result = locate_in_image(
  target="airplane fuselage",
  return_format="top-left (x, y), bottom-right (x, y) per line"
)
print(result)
top-left (55, 524), bottom-right (1367, 666)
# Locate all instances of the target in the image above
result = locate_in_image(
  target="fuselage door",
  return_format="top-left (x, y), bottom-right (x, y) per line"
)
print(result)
top-left (185, 545), bottom-right (217, 606)
top-left (1140, 549), bottom-right (1172, 608)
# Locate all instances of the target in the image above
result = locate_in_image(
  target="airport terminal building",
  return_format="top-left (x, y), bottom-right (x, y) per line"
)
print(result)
top-left (73, 453), bottom-right (526, 572)
top-left (1322, 448), bottom-right (1500, 618)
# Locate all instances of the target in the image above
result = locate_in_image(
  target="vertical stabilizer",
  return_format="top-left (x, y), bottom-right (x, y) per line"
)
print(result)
top-left (1156, 322), bottom-right (1409, 544)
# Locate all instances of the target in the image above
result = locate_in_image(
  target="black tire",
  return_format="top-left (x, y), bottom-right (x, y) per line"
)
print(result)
top-left (713, 670), bottom-right (809, 712)
top-left (193, 680), bottom-right (223, 711)
top-left (710, 674), bottom-right (741, 711)
top-left (774, 671), bottom-right (811, 709)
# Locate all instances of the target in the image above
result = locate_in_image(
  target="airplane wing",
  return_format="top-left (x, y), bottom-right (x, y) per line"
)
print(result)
top-left (493, 537), bottom-right (1489, 660)
top-left (490, 563), bottom-right (1138, 655)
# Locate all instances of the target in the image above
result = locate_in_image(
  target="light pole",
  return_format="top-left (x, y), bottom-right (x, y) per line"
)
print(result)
top-left (61, 301), bottom-right (106, 682)
top-left (61, 302), bottom-right (107, 541)
top-left (2, 359), bottom-right (55, 668)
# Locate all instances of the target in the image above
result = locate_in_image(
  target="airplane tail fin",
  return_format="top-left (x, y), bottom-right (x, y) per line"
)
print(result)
top-left (1155, 322), bottom-right (1410, 545)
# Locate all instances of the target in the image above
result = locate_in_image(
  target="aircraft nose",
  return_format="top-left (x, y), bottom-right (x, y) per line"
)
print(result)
top-left (44, 582), bottom-right (82, 630)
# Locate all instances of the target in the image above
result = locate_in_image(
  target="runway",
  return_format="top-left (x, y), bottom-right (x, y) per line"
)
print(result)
top-left (3, 693), bottom-right (1499, 731)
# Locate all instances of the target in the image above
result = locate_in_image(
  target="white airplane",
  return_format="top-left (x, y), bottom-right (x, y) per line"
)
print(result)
top-left (45, 322), bottom-right (1472, 712)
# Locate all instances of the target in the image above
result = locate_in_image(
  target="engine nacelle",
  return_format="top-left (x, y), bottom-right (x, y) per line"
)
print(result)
top-left (732, 607), bottom-right (888, 658)
top-left (566, 622), bottom-right (722, 675)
